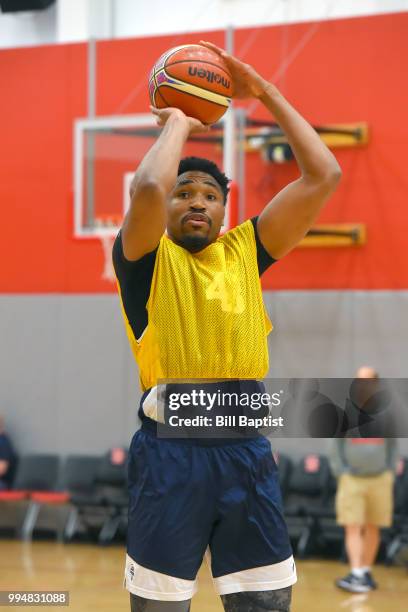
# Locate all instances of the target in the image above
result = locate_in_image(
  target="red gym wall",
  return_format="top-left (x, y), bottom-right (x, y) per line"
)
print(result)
top-left (0, 12), bottom-right (407, 293)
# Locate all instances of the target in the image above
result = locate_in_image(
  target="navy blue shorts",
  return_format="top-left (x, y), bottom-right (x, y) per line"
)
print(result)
top-left (125, 423), bottom-right (296, 601)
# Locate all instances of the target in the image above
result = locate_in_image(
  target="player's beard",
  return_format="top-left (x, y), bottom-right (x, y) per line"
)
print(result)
top-left (176, 233), bottom-right (210, 253)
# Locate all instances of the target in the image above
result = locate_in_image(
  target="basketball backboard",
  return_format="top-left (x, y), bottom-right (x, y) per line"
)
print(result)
top-left (73, 111), bottom-right (241, 240)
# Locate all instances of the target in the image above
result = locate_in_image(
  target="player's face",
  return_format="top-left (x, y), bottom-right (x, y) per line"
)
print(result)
top-left (167, 171), bottom-right (225, 252)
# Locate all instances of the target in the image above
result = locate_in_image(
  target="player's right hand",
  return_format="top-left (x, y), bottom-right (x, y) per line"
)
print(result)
top-left (150, 106), bottom-right (210, 134)
top-left (199, 40), bottom-right (269, 99)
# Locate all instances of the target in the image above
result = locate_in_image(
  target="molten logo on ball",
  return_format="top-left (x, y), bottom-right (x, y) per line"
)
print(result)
top-left (188, 66), bottom-right (230, 89)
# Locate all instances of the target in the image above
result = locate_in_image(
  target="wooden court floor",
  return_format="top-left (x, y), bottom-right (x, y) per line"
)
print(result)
top-left (0, 541), bottom-right (407, 611)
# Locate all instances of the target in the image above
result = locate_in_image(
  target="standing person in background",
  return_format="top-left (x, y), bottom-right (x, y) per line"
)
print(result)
top-left (330, 366), bottom-right (398, 593)
top-left (0, 415), bottom-right (16, 491)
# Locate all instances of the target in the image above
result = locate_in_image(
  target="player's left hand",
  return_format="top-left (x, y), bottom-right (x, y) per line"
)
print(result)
top-left (150, 105), bottom-right (209, 134)
top-left (199, 40), bottom-right (270, 99)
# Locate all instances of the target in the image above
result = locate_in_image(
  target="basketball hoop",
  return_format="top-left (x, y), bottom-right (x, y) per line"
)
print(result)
top-left (99, 233), bottom-right (116, 283)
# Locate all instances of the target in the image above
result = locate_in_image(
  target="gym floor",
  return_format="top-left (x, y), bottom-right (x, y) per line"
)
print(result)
top-left (1, 541), bottom-right (407, 611)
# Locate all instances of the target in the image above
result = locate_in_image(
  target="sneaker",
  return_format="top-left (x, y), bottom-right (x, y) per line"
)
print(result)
top-left (363, 571), bottom-right (378, 590)
top-left (335, 572), bottom-right (372, 593)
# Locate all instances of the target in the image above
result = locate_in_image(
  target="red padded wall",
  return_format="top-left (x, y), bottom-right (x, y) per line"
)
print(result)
top-left (0, 13), bottom-right (407, 292)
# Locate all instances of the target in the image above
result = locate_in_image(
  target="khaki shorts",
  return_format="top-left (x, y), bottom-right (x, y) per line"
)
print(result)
top-left (336, 471), bottom-right (394, 527)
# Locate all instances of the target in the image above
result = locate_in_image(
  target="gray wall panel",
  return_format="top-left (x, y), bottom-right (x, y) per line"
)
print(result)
top-left (54, 296), bottom-right (140, 454)
top-left (1, 292), bottom-right (407, 457)
top-left (349, 292), bottom-right (408, 375)
top-left (265, 291), bottom-right (408, 378)
top-left (0, 295), bottom-right (141, 456)
top-left (0, 296), bottom-right (60, 454)
top-left (266, 292), bottom-right (354, 377)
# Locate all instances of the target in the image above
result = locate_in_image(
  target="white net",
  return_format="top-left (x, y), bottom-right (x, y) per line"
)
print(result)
top-left (99, 234), bottom-right (116, 283)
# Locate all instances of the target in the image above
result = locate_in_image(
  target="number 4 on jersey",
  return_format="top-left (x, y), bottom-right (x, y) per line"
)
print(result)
top-left (206, 271), bottom-right (244, 314)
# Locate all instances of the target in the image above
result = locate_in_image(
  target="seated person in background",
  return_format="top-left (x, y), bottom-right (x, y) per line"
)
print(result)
top-left (0, 415), bottom-right (16, 490)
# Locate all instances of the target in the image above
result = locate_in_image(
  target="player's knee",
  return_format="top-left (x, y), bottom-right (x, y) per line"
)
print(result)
top-left (221, 586), bottom-right (292, 611)
top-left (130, 593), bottom-right (191, 612)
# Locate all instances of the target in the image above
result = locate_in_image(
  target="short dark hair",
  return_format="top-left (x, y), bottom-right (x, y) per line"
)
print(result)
top-left (178, 157), bottom-right (230, 204)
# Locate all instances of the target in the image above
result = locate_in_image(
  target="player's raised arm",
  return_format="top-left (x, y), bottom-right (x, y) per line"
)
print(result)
top-left (122, 107), bottom-right (208, 261)
top-left (255, 85), bottom-right (341, 259)
top-left (201, 41), bottom-right (342, 260)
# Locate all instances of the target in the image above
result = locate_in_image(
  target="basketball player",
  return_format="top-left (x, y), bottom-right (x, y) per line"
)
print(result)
top-left (113, 41), bottom-right (341, 612)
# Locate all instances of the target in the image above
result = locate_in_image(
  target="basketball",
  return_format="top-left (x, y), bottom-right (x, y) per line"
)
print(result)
top-left (149, 44), bottom-right (233, 124)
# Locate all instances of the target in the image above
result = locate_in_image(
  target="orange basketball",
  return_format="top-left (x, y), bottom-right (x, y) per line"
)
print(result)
top-left (149, 44), bottom-right (233, 125)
